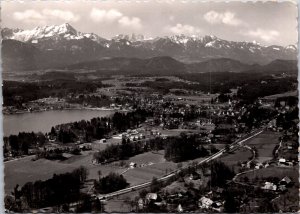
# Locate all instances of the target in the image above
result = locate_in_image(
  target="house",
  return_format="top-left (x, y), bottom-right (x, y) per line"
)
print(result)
top-left (278, 158), bottom-right (287, 166)
top-left (129, 162), bottom-right (137, 168)
top-left (177, 204), bottom-right (183, 212)
top-left (198, 196), bottom-right (213, 209)
top-left (262, 182), bottom-right (277, 191)
top-left (138, 198), bottom-right (144, 209)
top-left (99, 139), bottom-right (107, 143)
top-left (146, 193), bottom-right (158, 202)
top-left (255, 162), bottom-right (264, 169)
top-left (188, 172), bottom-right (201, 180)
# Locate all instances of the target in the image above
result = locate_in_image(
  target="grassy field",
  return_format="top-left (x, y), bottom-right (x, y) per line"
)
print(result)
top-left (5, 148), bottom-right (206, 195)
top-left (218, 147), bottom-right (252, 172)
top-left (237, 166), bottom-right (299, 183)
top-left (4, 151), bottom-right (123, 195)
top-left (263, 90), bottom-right (297, 99)
top-left (243, 131), bottom-right (281, 163)
top-left (120, 150), bottom-right (205, 185)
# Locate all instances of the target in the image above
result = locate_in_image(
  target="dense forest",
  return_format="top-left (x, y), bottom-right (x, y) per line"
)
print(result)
top-left (164, 133), bottom-right (210, 162)
top-left (94, 172), bottom-right (129, 194)
top-left (93, 137), bottom-right (164, 163)
top-left (3, 80), bottom-right (105, 107)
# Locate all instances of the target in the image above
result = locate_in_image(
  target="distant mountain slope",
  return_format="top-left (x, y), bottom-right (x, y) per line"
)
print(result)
top-left (1, 39), bottom-right (39, 71)
top-left (261, 59), bottom-right (298, 73)
top-left (1, 23), bottom-right (297, 71)
top-left (66, 56), bottom-right (297, 75)
top-left (186, 58), bottom-right (259, 73)
top-left (67, 56), bottom-right (186, 75)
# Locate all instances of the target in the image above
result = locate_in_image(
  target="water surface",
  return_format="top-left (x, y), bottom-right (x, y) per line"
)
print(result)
top-left (3, 109), bottom-right (114, 136)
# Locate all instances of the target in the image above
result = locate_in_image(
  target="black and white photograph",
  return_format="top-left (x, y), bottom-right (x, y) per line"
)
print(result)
top-left (1, 0), bottom-right (299, 213)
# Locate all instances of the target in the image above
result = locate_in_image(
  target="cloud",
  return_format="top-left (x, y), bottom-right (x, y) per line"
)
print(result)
top-left (42, 9), bottom-right (80, 22)
top-left (13, 10), bottom-right (46, 25)
top-left (167, 23), bottom-right (201, 35)
top-left (13, 9), bottom-right (80, 25)
top-left (118, 16), bottom-right (142, 29)
top-left (244, 28), bottom-right (279, 42)
top-left (204, 11), bottom-right (243, 26)
top-left (90, 8), bottom-right (123, 23)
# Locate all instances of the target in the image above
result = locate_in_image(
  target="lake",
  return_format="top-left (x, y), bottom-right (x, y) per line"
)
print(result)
top-left (3, 109), bottom-right (115, 136)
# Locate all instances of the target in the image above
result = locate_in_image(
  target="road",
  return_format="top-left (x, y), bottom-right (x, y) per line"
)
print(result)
top-left (97, 128), bottom-right (264, 200)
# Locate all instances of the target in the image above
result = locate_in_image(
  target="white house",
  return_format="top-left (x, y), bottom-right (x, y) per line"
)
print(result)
top-left (129, 162), bottom-right (137, 168)
top-left (262, 182), bottom-right (277, 191)
top-left (198, 196), bottom-right (213, 209)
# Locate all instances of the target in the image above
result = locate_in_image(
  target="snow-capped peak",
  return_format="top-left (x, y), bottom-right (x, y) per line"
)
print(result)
top-left (3, 23), bottom-right (81, 42)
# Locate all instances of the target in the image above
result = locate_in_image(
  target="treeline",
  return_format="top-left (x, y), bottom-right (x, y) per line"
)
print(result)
top-left (93, 137), bottom-right (164, 163)
top-left (94, 172), bottom-right (129, 194)
top-left (3, 132), bottom-right (46, 157)
top-left (94, 133), bottom-right (210, 164)
top-left (8, 167), bottom-right (88, 210)
top-left (112, 109), bottom-right (152, 132)
top-left (164, 133), bottom-right (209, 162)
top-left (237, 77), bottom-right (296, 102)
top-left (3, 80), bottom-right (105, 107)
top-left (177, 72), bottom-right (270, 94)
top-left (239, 105), bottom-right (277, 128)
top-left (67, 94), bottom-right (112, 108)
top-left (210, 161), bottom-right (235, 187)
top-left (52, 108), bottom-right (151, 143)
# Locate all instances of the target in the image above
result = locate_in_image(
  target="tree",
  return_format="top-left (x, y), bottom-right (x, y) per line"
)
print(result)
top-left (224, 193), bottom-right (239, 213)
top-left (97, 170), bottom-right (102, 181)
top-left (73, 166), bottom-right (88, 183)
top-left (51, 127), bottom-right (56, 135)
top-left (139, 189), bottom-right (148, 198)
top-left (211, 161), bottom-right (235, 187)
top-left (225, 144), bottom-right (230, 153)
top-left (150, 177), bottom-right (161, 192)
top-left (94, 172), bottom-right (129, 194)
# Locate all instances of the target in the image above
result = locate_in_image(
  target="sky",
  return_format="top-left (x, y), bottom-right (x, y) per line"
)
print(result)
top-left (1, 0), bottom-right (298, 46)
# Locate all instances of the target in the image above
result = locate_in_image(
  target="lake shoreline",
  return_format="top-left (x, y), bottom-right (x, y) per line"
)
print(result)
top-left (3, 108), bottom-right (123, 136)
top-left (3, 106), bottom-right (128, 116)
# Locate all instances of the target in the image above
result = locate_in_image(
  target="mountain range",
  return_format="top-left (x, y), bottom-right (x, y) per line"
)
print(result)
top-left (1, 23), bottom-right (298, 72)
top-left (66, 56), bottom-right (297, 75)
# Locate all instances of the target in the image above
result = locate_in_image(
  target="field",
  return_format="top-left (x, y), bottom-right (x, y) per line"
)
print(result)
top-left (237, 166), bottom-right (299, 183)
top-left (122, 151), bottom-right (176, 185)
top-left (244, 131), bottom-right (281, 163)
top-left (4, 151), bottom-right (123, 195)
top-left (218, 147), bottom-right (252, 172)
top-left (218, 130), bottom-right (281, 172)
top-left (5, 148), bottom-right (206, 195)
top-left (263, 90), bottom-right (297, 99)
top-left (119, 150), bottom-right (206, 185)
